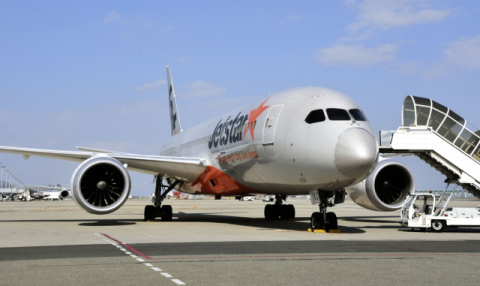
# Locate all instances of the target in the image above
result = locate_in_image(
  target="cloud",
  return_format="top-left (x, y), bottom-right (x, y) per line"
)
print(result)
top-left (182, 81), bottom-right (226, 98)
top-left (175, 56), bottom-right (188, 63)
top-left (315, 44), bottom-right (398, 67)
top-left (444, 35), bottom-right (480, 70)
top-left (347, 0), bottom-right (451, 32)
top-left (423, 35), bottom-right (480, 78)
top-left (398, 61), bottom-right (422, 75)
top-left (104, 11), bottom-right (122, 24)
top-left (135, 80), bottom-right (167, 92)
top-left (423, 63), bottom-right (447, 78)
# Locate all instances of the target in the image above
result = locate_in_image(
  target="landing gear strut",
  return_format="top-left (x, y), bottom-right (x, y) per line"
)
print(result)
top-left (310, 191), bottom-right (338, 231)
top-left (264, 194), bottom-right (295, 220)
top-left (144, 176), bottom-right (180, 221)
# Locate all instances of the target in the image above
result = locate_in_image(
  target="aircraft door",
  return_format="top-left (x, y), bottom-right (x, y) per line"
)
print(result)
top-left (262, 104), bottom-right (284, 145)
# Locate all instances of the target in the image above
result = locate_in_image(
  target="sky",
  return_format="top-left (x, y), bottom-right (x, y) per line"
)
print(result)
top-left (0, 0), bottom-right (479, 195)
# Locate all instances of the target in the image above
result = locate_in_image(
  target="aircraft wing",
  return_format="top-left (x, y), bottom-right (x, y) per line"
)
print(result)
top-left (0, 146), bottom-right (207, 181)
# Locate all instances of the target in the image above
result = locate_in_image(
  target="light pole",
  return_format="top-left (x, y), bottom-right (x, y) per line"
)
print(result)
top-left (8, 171), bottom-right (12, 189)
top-left (0, 164), bottom-right (3, 188)
top-left (6, 171), bottom-right (10, 188)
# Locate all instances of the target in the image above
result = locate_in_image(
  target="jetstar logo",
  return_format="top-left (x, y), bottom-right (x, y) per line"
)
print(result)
top-left (208, 99), bottom-right (270, 149)
top-left (243, 99), bottom-right (269, 141)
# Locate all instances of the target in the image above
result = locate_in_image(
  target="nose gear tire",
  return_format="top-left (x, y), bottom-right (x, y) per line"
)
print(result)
top-left (310, 212), bottom-right (324, 230)
top-left (326, 212), bottom-right (338, 229)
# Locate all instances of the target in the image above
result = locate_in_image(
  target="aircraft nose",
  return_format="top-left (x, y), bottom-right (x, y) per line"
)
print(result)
top-left (334, 128), bottom-right (378, 180)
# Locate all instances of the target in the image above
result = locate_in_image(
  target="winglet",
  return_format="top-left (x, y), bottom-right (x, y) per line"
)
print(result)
top-left (166, 66), bottom-right (183, 136)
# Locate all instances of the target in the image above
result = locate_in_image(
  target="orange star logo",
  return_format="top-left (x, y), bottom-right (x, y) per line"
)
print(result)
top-left (243, 98), bottom-right (270, 141)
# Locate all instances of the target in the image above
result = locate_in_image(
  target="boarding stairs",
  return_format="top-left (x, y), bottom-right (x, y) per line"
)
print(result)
top-left (379, 95), bottom-right (480, 199)
top-left (433, 183), bottom-right (459, 216)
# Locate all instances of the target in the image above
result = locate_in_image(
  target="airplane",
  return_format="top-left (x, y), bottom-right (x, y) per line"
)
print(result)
top-left (34, 189), bottom-right (70, 200)
top-left (0, 67), bottom-right (414, 230)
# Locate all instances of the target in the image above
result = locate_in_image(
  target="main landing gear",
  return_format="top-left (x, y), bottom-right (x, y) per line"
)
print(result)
top-left (144, 176), bottom-right (180, 221)
top-left (310, 191), bottom-right (338, 231)
top-left (264, 195), bottom-right (295, 220)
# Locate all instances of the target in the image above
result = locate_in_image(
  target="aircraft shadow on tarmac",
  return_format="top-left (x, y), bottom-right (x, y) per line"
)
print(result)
top-left (0, 214), bottom-right (376, 233)
top-left (78, 221), bottom-right (136, 226)
top-left (341, 215), bottom-right (399, 224)
top-left (172, 212), bottom-right (366, 233)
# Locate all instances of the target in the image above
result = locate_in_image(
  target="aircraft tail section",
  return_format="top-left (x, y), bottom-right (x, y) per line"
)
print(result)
top-left (166, 66), bottom-right (183, 136)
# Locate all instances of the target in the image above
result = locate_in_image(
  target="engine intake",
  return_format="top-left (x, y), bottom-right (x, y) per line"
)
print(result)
top-left (346, 159), bottom-right (415, 211)
top-left (59, 189), bottom-right (70, 200)
top-left (71, 157), bottom-right (131, 214)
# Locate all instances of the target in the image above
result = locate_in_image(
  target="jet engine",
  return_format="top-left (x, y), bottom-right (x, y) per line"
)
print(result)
top-left (59, 189), bottom-right (70, 200)
top-left (346, 159), bottom-right (415, 211)
top-left (70, 157), bottom-right (131, 214)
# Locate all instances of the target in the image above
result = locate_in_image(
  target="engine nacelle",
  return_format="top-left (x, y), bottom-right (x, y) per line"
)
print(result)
top-left (346, 159), bottom-right (415, 211)
top-left (71, 157), bottom-right (131, 214)
top-left (59, 189), bottom-right (70, 200)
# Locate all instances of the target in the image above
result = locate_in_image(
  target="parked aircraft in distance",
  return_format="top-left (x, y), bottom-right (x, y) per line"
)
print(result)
top-left (34, 190), bottom-right (70, 201)
top-left (0, 67), bottom-right (415, 230)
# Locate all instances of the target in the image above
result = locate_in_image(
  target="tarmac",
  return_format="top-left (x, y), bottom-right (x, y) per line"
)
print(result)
top-left (1, 197), bottom-right (480, 285)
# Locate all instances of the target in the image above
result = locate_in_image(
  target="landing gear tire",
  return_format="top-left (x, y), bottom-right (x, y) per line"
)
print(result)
top-left (280, 205), bottom-right (290, 220)
top-left (264, 204), bottom-right (272, 220)
top-left (431, 220), bottom-right (445, 232)
top-left (264, 204), bottom-right (280, 220)
top-left (326, 212), bottom-right (337, 229)
top-left (286, 204), bottom-right (295, 219)
top-left (144, 205), bottom-right (156, 221)
top-left (161, 205), bottom-right (173, 221)
top-left (310, 212), bottom-right (324, 230)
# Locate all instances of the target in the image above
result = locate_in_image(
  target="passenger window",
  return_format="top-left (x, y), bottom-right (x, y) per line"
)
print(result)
top-left (305, 109), bottom-right (325, 124)
top-left (349, 109), bottom-right (366, 121)
top-left (327, 108), bottom-right (351, 121)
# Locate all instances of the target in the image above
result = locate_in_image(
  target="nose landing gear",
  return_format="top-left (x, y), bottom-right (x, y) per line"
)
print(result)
top-left (264, 195), bottom-right (296, 220)
top-left (144, 176), bottom-right (180, 221)
top-left (310, 190), bottom-right (340, 232)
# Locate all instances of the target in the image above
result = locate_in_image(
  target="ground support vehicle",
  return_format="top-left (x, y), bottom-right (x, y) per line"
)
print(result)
top-left (400, 184), bottom-right (480, 232)
top-left (262, 195), bottom-right (274, 202)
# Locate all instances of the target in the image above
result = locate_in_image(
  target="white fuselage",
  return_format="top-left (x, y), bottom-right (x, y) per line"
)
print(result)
top-left (159, 87), bottom-right (379, 196)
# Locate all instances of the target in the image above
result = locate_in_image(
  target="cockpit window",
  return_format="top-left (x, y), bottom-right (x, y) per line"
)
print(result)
top-left (326, 108), bottom-right (351, 121)
top-left (305, 109), bottom-right (326, 124)
top-left (349, 109), bottom-right (367, 121)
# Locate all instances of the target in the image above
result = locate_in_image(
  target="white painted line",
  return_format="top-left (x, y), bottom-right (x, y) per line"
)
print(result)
top-left (161, 273), bottom-right (173, 278)
top-left (130, 255), bottom-right (137, 258)
top-left (151, 267), bottom-right (162, 272)
top-left (136, 258), bottom-right (145, 262)
top-left (120, 249), bottom-right (127, 252)
top-left (171, 279), bottom-right (186, 285)
top-left (144, 263), bottom-right (153, 267)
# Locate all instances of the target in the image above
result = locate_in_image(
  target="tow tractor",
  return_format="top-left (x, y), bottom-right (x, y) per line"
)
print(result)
top-left (400, 184), bottom-right (480, 232)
